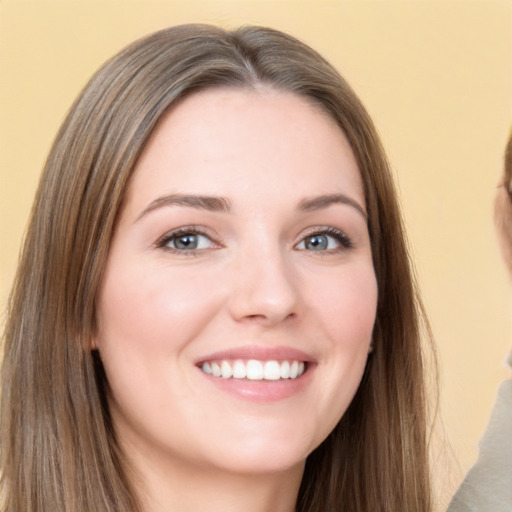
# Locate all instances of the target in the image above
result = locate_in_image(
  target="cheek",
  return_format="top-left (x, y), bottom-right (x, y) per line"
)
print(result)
top-left (296, 263), bottom-right (377, 445)
top-left (94, 261), bottom-right (229, 429)
top-left (97, 260), bottom-right (224, 347)
top-left (311, 263), bottom-right (378, 348)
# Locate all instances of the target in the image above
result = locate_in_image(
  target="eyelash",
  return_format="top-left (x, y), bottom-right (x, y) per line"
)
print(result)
top-left (155, 226), bottom-right (220, 255)
top-left (155, 226), bottom-right (353, 255)
top-left (298, 227), bottom-right (354, 252)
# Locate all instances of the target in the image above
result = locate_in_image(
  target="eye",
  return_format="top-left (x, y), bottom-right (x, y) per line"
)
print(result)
top-left (295, 228), bottom-right (353, 252)
top-left (156, 227), bottom-right (218, 253)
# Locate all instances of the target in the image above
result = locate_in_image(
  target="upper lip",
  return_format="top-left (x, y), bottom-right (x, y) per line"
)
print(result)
top-left (195, 345), bottom-right (316, 364)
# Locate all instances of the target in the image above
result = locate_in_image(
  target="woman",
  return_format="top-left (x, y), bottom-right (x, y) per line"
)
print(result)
top-left (0, 25), bottom-right (432, 512)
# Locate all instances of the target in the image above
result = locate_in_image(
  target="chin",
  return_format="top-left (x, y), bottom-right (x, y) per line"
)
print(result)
top-left (208, 446), bottom-right (309, 477)
top-left (194, 422), bottom-right (325, 476)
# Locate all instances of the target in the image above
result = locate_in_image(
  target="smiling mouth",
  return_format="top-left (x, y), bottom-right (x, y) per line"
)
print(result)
top-left (199, 359), bottom-right (306, 381)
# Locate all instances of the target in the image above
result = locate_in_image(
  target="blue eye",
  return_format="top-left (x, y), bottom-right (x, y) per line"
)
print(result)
top-left (157, 229), bottom-right (216, 252)
top-left (302, 234), bottom-right (331, 250)
top-left (296, 229), bottom-right (352, 251)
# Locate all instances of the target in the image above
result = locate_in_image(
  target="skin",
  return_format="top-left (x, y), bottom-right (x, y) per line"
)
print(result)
top-left (95, 87), bottom-right (378, 512)
top-left (495, 183), bottom-right (512, 274)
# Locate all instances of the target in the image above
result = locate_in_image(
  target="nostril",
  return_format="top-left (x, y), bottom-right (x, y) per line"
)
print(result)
top-left (239, 311), bottom-right (297, 325)
top-left (227, 259), bottom-right (300, 325)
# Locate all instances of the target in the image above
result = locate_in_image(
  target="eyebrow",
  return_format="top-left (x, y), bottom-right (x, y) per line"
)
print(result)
top-left (298, 194), bottom-right (367, 219)
top-left (136, 194), bottom-right (232, 221)
top-left (136, 192), bottom-right (367, 221)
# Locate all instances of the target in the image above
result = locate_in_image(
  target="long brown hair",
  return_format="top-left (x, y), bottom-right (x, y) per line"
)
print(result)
top-left (1, 24), bottom-right (433, 511)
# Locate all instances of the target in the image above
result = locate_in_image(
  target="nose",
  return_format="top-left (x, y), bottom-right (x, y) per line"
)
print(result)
top-left (227, 245), bottom-right (300, 326)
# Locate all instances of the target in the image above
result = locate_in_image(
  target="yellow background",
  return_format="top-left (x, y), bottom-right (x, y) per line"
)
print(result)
top-left (1, 0), bottom-right (511, 508)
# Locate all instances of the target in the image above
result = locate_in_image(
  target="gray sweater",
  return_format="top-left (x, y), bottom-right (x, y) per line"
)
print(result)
top-left (447, 354), bottom-right (512, 512)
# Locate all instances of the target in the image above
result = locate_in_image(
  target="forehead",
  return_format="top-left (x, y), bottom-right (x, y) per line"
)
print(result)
top-left (124, 87), bottom-right (364, 212)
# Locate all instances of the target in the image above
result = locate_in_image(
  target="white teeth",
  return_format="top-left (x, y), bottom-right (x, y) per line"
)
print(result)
top-left (280, 360), bottom-right (290, 379)
top-left (200, 359), bottom-right (307, 381)
top-left (290, 361), bottom-right (299, 379)
top-left (221, 360), bottom-right (232, 379)
top-left (211, 362), bottom-right (221, 377)
top-left (246, 360), bottom-right (264, 380)
top-left (263, 360), bottom-right (281, 380)
top-left (232, 360), bottom-right (247, 379)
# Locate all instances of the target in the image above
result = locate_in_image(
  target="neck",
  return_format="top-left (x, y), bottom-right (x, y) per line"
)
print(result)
top-left (130, 448), bottom-right (304, 512)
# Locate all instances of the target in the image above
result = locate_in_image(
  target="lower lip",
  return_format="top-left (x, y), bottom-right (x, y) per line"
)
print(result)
top-left (198, 366), bottom-right (314, 402)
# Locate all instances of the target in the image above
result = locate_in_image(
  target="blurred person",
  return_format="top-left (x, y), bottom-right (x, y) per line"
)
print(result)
top-left (447, 132), bottom-right (512, 512)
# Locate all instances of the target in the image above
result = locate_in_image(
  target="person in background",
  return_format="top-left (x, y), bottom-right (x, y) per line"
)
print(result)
top-left (447, 131), bottom-right (512, 512)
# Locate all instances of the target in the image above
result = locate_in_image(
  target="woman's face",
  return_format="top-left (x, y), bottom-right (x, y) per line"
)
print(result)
top-left (96, 88), bottom-right (378, 477)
